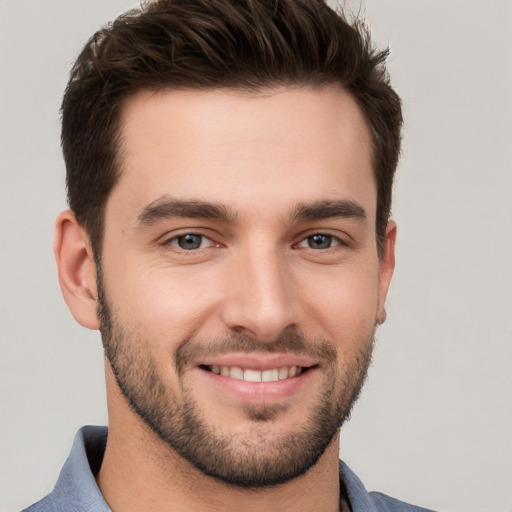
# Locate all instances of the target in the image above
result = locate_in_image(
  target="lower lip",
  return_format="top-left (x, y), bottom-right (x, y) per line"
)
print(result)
top-left (195, 366), bottom-right (317, 403)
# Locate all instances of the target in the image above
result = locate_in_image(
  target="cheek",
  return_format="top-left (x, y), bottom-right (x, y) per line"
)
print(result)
top-left (299, 264), bottom-right (380, 342)
top-left (106, 263), bottom-right (224, 347)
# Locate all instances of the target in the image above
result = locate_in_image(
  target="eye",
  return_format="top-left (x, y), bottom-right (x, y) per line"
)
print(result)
top-left (297, 233), bottom-right (341, 250)
top-left (167, 233), bottom-right (214, 251)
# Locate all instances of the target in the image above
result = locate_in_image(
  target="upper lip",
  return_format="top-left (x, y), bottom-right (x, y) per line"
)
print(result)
top-left (195, 353), bottom-right (318, 371)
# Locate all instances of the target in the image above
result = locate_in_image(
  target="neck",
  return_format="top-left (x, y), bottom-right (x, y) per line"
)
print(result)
top-left (98, 371), bottom-right (343, 512)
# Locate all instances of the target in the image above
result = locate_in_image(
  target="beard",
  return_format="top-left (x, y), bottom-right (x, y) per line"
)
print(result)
top-left (97, 270), bottom-right (375, 488)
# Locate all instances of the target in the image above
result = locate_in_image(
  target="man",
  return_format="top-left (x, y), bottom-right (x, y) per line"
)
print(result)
top-left (23, 0), bottom-right (435, 510)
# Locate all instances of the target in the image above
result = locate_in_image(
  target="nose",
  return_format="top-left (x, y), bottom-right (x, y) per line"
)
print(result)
top-left (219, 246), bottom-right (303, 342)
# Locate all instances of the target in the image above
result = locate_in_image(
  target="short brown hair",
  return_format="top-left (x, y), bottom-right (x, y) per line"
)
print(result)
top-left (61, 0), bottom-right (402, 256)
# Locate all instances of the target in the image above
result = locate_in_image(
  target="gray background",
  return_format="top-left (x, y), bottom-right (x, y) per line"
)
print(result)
top-left (1, 1), bottom-right (511, 511)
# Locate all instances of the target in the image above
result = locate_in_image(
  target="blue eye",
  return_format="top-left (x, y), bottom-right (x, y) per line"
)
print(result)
top-left (299, 234), bottom-right (341, 250)
top-left (172, 234), bottom-right (208, 250)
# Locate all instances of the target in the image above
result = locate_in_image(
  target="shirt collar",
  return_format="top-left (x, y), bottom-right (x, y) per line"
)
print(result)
top-left (48, 425), bottom-right (377, 512)
top-left (48, 425), bottom-right (110, 511)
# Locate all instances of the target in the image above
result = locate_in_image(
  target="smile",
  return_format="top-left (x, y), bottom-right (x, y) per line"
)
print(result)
top-left (204, 365), bottom-right (303, 382)
top-left (196, 359), bottom-right (318, 403)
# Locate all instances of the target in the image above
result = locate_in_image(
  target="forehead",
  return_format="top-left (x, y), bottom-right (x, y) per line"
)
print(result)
top-left (110, 86), bottom-right (376, 224)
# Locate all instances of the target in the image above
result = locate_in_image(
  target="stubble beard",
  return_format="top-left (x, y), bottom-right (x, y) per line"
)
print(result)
top-left (96, 272), bottom-right (376, 488)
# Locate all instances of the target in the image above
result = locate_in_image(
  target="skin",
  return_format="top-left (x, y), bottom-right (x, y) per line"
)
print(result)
top-left (55, 86), bottom-right (396, 512)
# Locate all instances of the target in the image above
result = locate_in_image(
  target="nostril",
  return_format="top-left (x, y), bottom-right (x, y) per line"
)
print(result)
top-left (230, 325), bottom-right (276, 343)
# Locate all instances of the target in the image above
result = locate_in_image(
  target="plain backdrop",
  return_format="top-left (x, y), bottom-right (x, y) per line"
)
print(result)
top-left (1, 1), bottom-right (511, 511)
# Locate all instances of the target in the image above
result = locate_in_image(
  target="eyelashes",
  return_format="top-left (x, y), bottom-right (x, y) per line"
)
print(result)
top-left (162, 231), bottom-right (346, 253)
top-left (295, 234), bottom-right (342, 250)
top-left (167, 233), bottom-right (217, 251)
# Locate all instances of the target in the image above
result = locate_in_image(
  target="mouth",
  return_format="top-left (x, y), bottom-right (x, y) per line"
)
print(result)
top-left (199, 364), bottom-right (311, 382)
top-left (194, 355), bottom-right (319, 403)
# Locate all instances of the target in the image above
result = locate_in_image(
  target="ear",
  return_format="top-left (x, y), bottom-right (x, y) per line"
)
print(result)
top-left (377, 221), bottom-right (397, 325)
top-left (54, 210), bottom-right (100, 330)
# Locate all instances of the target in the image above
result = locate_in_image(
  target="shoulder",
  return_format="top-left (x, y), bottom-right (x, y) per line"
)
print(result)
top-left (20, 496), bottom-right (56, 512)
top-left (20, 426), bottom-right (109, 512)
top-left (368, 492), bottom-right (438, 512)
top-left (339, 460), bottom-right (438, 512)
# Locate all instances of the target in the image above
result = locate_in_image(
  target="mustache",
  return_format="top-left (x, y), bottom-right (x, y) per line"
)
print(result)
top-left (175, 330), bottom-right (337, 374)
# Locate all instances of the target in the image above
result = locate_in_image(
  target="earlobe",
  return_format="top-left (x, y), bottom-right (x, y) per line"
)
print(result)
top-left (54, 210), bottom-right (100, 330)
top-left (377, 221), bottom-right (397, 325)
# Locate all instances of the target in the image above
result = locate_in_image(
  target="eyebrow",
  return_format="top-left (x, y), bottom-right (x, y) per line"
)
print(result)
top-left (136, 196), bottom-right (366, 228)
top-left (137, 196), bottom-right (236, 226)
top-left (291, 200), bottom-right (367, 223)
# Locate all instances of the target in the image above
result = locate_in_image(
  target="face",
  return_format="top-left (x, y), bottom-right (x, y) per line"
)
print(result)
top-left (97, 86), bottom-right (394, 487)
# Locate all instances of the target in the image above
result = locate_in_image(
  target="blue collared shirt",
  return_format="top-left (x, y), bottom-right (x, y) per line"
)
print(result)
top-left (22, 426), bottom-right (436, 512)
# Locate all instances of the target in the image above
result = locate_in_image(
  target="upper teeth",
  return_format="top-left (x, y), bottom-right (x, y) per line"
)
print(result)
top-left (209, 365), bottom-right (302, 382)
